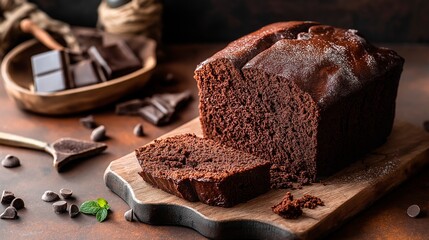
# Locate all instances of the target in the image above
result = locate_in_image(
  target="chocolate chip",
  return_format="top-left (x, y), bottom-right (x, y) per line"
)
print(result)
top-left (1, 155), bottom-right (20, 168)
top-left (42, 191), bottom-right (60, 202)
top-left (0, 206), bottom-right (17, 220)
top-left (115, 99), bottom-right (145, 115)
top-left (80, 115), bottom-right (97, 129)
top-left (91, 125), bottom-right (106, 142)
top-left (53, 201), bottom-right (67, 213)
top-left (407, 204), bottom-right (421, 218)
top-left (11, 197), bottom-right (24, 210)
top-left (133, 124), bottom-right (145, 137)
top-left (124, 209), bottom-right (134, 222)
top-left (59, 188), bottom-right (73, 199)
top-left (1, 190), bottom-right (15, 204)
top-left (424, 121), bottom-right (429, 132)
top-left (69, 204), bottom-right (79, 218)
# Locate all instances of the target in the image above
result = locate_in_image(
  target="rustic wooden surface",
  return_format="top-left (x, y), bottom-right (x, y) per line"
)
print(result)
top-left (0, 44), bottom-right (429, 239)
top-left (105, 118), bottom-right (429, 239)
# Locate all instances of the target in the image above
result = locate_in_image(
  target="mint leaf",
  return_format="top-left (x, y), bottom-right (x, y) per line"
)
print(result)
top-left (96, 208), bottom-right (108, 222)
top-left (105, 203), bottom-right (110, 211)
top-left (97, 198), bottom-right (108, 208)
top-left (80, 201), bottom-right (100, 215)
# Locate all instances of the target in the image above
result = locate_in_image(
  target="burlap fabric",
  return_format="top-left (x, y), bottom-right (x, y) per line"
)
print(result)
top-left (0, 0), bottom-right (79, 59)
top-left (98, 0), bottom-right (162, 43)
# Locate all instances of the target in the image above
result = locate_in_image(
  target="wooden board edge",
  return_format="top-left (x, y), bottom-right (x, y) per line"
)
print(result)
top-left (301, 146), bottom-right (429, 239)
top-left (104, 161), bottom-right (298, 240)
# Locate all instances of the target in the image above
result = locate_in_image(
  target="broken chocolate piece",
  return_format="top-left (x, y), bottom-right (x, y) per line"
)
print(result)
top-left (115, 99), bottom-right (145, 115)
top-left (31, 50), bottom-right (73, 92)
top-left (80, 115), bottom-right (98, 129)
top-left (145, 96), bottom-right (174, 116)
top-left (1, 190), bottom-right (15, 204)
top-left (154, 91), bottom-right (192, 110)
top-left (138, 105), bottom-right (170, 126)
top-left (72, 60), bottom-right (103, 87)
top-left (73, 28), bottom-right (103, 53)
top-left (88, 41), bottom-right (141, 80)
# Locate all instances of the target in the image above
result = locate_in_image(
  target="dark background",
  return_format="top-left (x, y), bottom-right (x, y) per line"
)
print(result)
top-left (29, 0), bottom-right (429, 43)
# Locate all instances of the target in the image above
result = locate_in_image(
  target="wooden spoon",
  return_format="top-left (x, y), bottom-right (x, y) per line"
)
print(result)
top-left (0, 132), bottom-right (107, 171)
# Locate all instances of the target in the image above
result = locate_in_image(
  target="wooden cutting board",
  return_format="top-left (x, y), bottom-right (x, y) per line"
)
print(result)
top-left (104, 118), bottom-right (429, 240)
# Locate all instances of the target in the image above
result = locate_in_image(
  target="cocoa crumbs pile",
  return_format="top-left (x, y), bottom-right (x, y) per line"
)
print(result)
top-left (272, 192), bottom-right (324, 219)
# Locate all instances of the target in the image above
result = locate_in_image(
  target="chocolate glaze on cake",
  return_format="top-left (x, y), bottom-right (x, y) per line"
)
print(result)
top-left (135, 134), bottom-right (271, 207)
top-left (194, 21), bottom-right (404, 187)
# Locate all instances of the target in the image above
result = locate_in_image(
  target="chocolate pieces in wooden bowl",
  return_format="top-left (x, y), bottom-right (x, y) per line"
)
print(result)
top-left (1, 28), bottom-right (156, 115)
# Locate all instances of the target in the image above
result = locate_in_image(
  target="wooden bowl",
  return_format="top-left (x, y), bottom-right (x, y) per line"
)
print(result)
top-left (1, 38), bottom-right (156, 115)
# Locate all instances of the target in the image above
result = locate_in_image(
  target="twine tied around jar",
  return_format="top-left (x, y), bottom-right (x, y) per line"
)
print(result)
top-left (98, 0), bottom-right (162, 43)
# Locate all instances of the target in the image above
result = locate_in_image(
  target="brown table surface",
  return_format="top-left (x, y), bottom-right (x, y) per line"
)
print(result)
top-left (0, 43), bottom-right (428, 240)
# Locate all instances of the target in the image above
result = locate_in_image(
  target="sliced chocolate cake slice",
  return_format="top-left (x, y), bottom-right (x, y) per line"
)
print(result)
top-left (135, 134), bottom-right (271, 207)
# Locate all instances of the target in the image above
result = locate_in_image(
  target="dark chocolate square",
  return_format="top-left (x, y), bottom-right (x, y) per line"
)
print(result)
top-left (31, 50), bottom-right (72, 92)
top-left (71, 60), bottom-right (101, 87)
top-left (34, 70), bottom-right (68, 92)
top-left (88, 41), bottom-right (141, 80)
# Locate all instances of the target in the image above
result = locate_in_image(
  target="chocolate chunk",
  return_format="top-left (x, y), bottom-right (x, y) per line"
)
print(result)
top-left (133, 124), bottom-right (145, 137)
top-left (124, 209), bottom-right (134, 222)
top-left (59, 188), bottom-right (73, 199)
top-left (146, 96), bottom-right (174, 116)
top-left (73, 28), bottom-right (103, 53)
top-left (53, 201), bottom-right (67, 213)
top-left (115, 99), bottom-right (145, 115)
top-left (31, 50), bottom-right (72, 92)
top-left (154, 91), bottom-right (192, 110)
top-left (88, 41), bottom-right (141, 80)
top-left (69, 204), bottom-right (79, 218)
top-left (72, 60), bottom-right (102, 87)
top-left (41, 191), bottom-right (60, 202)
top-left (407, 204), bottom-right (421, 218)
top-left (1, 190), bottom-right (15, 204)
top-left (91, 125), bottom-right (107, 142)
top-left (0, 206), bottom-right (17, 220)
top-left (80, 115), bottom-right (98, 129)
top-left (138, 105), bottom-right (170, 126)
top-left (11, 197), bottom-right (24, 210)
top-left (1, 155), bottom-right (20, 168)
top-left (424, 121), bottom-right (429, 132)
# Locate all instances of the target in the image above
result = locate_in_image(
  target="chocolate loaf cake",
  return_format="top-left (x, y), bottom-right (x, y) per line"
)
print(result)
top-left (194, 21), bottom-right (404, 187)
top-left (135, 134), bottom-right (271, 207)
